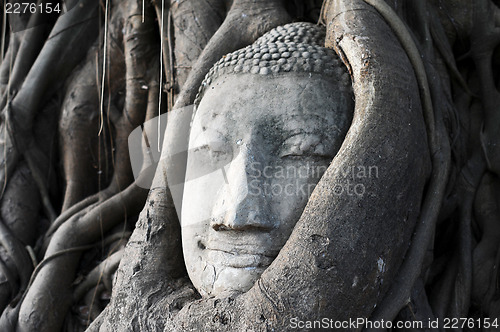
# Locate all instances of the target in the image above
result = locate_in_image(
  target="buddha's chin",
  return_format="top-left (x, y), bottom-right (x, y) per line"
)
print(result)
top-left (191, 260), bottom-right (267, 298)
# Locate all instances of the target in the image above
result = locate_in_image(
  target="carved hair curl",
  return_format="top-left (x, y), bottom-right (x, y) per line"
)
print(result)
top-left (194, 22), bottom-right (351, 106)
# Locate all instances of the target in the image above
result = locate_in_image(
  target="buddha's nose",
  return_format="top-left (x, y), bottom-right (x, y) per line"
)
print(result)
top-left (212, 197), bottom-right (274, 231)
top-left (210, 146), bottom-right (274, 231)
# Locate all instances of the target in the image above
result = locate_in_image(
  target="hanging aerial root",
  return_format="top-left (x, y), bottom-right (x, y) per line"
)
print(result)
top-left (58, 0), bottom-right (156, 218)
top-left (17, 6), bottom-right (160, 324)
top-left (0, 0), bottom-right (99, 199)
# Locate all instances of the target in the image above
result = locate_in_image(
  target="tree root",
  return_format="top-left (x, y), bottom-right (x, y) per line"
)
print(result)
top-left (359, 0), bottom-right (451, 323)
top-left (15, 3), bottom-right (160, 327)
top-left (73, 249), bottom-right (124, 302)
top-left (470, 1), bottom-right (500, 177)
top-left (0, 0), bottom-right (99, 199)
top-left (473, 173), bottom-right (500, 312)
top-left (0, 257), bottom-right (16, 313)
top-left (17, 183), bottom-right (148, 332)
top-left (0, 161), bottom-right (40, 246)
top-left (0, 1), bottom-right (497, 330)
top-left (0, 220), bottom-right (32, 293)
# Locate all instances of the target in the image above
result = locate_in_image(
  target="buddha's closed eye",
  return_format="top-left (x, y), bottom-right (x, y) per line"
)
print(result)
top-left (279, 133), bottom-right (329, 159)
top-left (193, 141), bottom-right (232, 158)
top-left (186, 142), bottom-right (233, 181)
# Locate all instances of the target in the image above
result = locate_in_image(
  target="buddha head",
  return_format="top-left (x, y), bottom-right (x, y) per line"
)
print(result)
top-left (181, 22), bottom-right (354, 297)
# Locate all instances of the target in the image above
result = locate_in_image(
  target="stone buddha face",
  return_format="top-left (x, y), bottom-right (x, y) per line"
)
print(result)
top-left (181, 23), bottom-right (353, 297)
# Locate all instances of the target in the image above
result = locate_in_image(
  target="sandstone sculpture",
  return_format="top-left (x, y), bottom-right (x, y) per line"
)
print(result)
top-left (182, 22), bottom-right (353, 297)
top-left (1, 0), bottom-right (497, 330)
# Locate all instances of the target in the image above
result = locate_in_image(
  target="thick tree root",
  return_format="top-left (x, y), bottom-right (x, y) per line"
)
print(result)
top-left (0, 0), bottom-right (498, 330)
top-left (359, 0), bottom-right (451, 323)
top-left (17, 183), bottom-right (148, 332)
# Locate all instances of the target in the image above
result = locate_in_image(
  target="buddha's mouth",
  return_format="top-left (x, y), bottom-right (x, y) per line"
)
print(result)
top-left (199, 240), bottom-right (279, 269)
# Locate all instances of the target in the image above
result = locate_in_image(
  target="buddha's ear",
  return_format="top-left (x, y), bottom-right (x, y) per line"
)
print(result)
top-left (244, 0), bottom-right (438, 325)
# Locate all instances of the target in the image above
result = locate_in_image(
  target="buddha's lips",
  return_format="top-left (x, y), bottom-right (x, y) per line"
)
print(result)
top-left (203, 238), bottom-right (280, 255)
top-left (205, 248), bottom-right (276, 268)
top-left (201, 240), bottom-right (279, 268)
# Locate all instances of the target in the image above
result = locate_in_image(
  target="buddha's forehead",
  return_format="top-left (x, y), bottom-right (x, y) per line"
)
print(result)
top-left (194, 72), bottom-right (350, 129)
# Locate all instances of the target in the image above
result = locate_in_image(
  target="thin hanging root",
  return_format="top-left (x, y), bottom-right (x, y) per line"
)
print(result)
top-left (0, 0), bottom-right (99, 197)
top-left (98, 0), bottom-right (110, 137)
top-left (167, 6), bottom-right (174, 112)
top-left (83, 284), bottom-right (106, 324)
top-left (18, 27), bottom-right (158, 327)
top-left (358, 0), bottom-right (450, 323)
top-left (0, 10), bottom-right (6, 65)
top-left (157, 0), bottom-right (165, 149)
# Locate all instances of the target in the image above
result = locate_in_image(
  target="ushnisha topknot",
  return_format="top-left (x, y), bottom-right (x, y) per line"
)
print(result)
top-left (194, 22), bottom-right (351, 106)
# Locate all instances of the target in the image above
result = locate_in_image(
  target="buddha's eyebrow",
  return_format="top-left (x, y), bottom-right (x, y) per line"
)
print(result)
top-left (191, 127), bottom-right (226, 147)
top-left (280, 113), bottom-right (331, 133)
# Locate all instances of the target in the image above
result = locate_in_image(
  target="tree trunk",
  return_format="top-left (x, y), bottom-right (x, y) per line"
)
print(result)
top-left (0, 0), bottom-right (497, 331)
